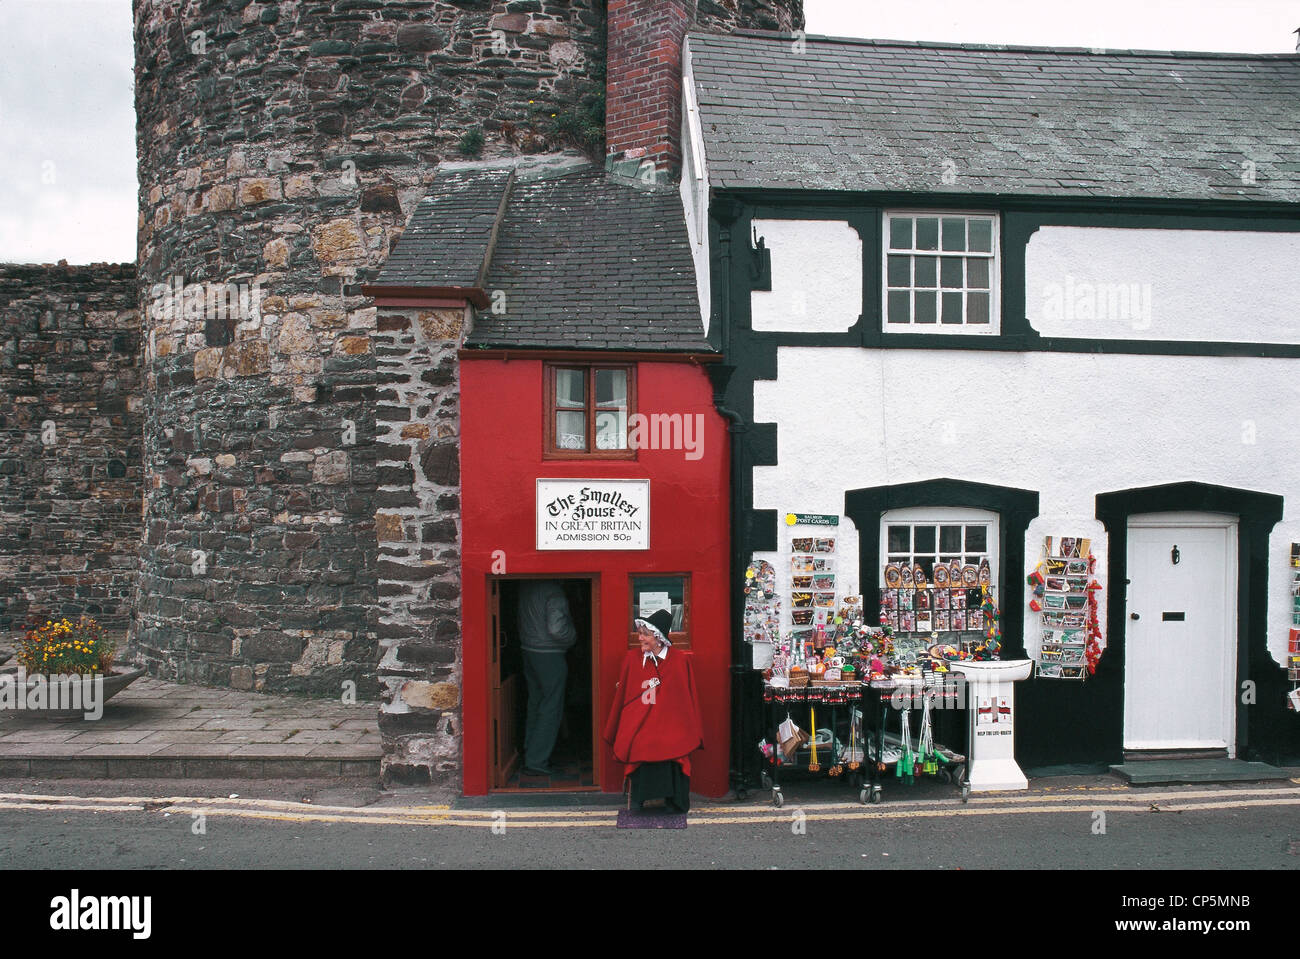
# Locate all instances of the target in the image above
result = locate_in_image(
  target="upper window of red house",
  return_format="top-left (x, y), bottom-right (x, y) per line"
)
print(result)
top-left (544, 363), bottom-right (637, 459)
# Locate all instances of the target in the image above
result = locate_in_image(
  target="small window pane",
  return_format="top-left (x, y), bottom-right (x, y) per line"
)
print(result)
top-left (940, 258), bottom-right (963, 289)
top-left (914, 291), bottom-right (937, 324)
top-left (914, 256), bottom-right (937, 288)
top-left (941, 291), bottom-right (963, 324)
top-left (915, 217), bottom-right (939, 251)
top-left (595, 409), bottom-right (626, 450)
top-left (916, 557), bottom-right (935, 580)
top-left (887, 525), bottom-right (911, 552)
top-left (889, 217), bottom-right (913, 250)
top-left (968, 218), bottom-right (993, 252)
top-left (968, 292), bottom-right (991, 325)
top-left (556, 410), bottom-right (586, 450)
top-left (965, 525), bottom-right (988, 551)
top-left (887, 255), bottom-right (911, 287)
top-left (887, 291), bottom-right (911, 324)
top-left (939, 525), bottom-right (962, 552)
top-left (967, 258), bottom-right (990, 289)
top-left (913, 525), bottom-right (936, 552)
top-left (595, 369), bottom-right (627, 406)
top-left (941, 217), bottom-right (966, 251)
top-left (555, 369), bottom-right (585, 407)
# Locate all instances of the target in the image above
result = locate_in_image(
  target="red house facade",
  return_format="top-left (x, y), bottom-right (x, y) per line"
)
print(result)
top-left (460, 352), bottom-right (730, 796)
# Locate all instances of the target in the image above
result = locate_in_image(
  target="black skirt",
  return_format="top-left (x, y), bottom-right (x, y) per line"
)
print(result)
top-left (629, 761), bottom-right (690, 812)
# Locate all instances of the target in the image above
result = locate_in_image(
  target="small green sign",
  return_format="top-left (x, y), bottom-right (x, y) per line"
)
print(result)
top-left (785, 512), bottom-right (839, 527)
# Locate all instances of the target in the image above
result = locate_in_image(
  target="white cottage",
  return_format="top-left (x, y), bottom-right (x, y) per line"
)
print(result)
top-left (680, 30), bottom-right (1300, 776)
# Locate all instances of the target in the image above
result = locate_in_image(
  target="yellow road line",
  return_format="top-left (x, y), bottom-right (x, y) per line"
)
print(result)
top-left (3, 792), bottom-right (1297, 830)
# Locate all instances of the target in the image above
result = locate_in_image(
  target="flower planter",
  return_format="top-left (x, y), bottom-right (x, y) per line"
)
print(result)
top-left (2, 667), bottom-right (146, 719)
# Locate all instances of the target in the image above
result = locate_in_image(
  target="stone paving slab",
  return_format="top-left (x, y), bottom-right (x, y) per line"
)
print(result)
top-left (0, 675), bottom-right (381, 779)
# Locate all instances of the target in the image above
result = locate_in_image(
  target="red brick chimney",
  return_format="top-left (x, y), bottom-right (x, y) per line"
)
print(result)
top-left (605, 0), bottom-right (694, 180)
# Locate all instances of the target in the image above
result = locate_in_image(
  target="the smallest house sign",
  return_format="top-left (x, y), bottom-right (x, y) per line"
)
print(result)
top-left (536, 479), bottom-right (650, 551)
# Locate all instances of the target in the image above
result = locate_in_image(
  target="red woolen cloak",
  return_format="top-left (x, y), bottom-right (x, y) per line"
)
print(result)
top-left (603, 648), bottom-right (705, 777)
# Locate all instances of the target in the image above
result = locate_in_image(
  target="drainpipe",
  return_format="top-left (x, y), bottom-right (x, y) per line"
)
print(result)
top-left (705, 211), bottom-right (754, 797)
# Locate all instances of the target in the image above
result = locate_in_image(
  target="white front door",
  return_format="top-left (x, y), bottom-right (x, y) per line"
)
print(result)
top-left (1124, 513), bottom-right (1237, 754)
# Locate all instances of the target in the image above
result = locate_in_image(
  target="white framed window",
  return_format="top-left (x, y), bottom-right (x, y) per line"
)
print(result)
top-left (880, 507), bottom-right (999, 586)
top-left (883, 212), bottom-right (999, 333)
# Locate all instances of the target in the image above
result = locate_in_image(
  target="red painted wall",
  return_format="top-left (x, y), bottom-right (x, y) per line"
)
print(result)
top-left (460, 355), bottom-right (731, 796)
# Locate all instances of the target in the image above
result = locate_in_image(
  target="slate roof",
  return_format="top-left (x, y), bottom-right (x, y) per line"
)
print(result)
top-left (466, 166), bottom-right (711, 352)
top-left (687, 31), bottom-right (1300, 204)
top-left (372, 167), bottom-right (512, 288)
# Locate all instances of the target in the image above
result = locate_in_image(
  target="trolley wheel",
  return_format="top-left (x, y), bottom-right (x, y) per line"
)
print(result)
top-left (961, 782), bottom-right (971, 803)
top-left (772, 789), bottom-right (784, 809)
top-left (869, 786), bottom-right (883, 804)
top-left (760, 772), bottom-right (772, 790)
top-left (859, 788), bottom-right (869, 805)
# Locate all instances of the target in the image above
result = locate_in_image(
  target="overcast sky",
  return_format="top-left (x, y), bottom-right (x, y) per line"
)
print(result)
top-left (0, 0), bottom-right (1296, 265)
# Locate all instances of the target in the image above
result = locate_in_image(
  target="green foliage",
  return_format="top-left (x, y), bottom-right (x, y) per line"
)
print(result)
top-left (457, 126), bottom-right (485, 158)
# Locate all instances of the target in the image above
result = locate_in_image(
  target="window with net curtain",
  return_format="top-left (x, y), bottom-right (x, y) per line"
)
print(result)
top-left (549, 365), bottom-right (633, 455)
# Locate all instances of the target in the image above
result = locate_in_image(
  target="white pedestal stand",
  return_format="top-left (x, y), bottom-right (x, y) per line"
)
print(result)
top-left (947, 659), bottom-right (1035, 792)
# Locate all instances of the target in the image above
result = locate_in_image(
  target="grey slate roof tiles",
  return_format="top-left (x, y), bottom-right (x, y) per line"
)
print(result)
top-left (372, 167), bottom-right (512, 288)
top-left (466, 167), bottom-right (711, 352)
top-left (687, 31), bottom-right (1300, 203)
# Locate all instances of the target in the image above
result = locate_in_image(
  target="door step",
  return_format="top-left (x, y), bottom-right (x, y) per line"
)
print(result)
top-left (1110, 758), bottom-right (1289, 785)
top-left (1123, 748), bottom-right (1227, 762)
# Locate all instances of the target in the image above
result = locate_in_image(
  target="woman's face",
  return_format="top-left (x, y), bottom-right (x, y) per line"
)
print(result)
top-left (637, 624), bottom-right (662, 654)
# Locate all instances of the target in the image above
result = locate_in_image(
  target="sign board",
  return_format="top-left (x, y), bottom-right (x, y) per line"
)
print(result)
top-left (785, 512), bottom-right (839, 527)
top-left (537, 479), bottom-right (650, 550)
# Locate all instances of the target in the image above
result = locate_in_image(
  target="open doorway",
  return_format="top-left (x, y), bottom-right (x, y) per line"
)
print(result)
top-left (491, 577), bottom-right (596, 791)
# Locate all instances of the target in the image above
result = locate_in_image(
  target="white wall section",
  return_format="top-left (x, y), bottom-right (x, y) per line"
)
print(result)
top-left (750, 219), bottom-right (862, 332)
top-left (1026, 226), bottom-right (1300, 344)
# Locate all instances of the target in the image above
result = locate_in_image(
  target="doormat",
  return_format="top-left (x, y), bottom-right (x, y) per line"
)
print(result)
top-left (616, 809), bottom-right (687, 830)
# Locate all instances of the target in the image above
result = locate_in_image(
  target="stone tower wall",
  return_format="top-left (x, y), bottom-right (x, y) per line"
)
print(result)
top-left (0, 264), bottom-right (142, 639)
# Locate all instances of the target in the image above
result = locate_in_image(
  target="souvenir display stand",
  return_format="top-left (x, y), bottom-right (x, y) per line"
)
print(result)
top-left (760, 682), bottom-right (870, 807)
top-left (749, 546), bottom-right (1002, 806)
top-left (862, 675), bottom-right (969, 803)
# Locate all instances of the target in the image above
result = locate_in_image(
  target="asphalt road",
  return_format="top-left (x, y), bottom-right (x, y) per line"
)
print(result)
top-left (1, 776), bottom-right (1297, 870)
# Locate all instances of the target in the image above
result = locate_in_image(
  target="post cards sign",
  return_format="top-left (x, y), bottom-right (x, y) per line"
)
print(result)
top-left (536, 479), bottom-right (650, 550)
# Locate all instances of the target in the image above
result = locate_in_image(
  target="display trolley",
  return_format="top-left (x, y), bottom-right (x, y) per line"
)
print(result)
top-left (862, 674), bottom-right (969, 803)
top-left (760, 682), bottom-right (871, 807)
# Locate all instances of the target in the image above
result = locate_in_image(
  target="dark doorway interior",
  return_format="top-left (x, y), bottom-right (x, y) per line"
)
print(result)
top-left (497, 578), bottom-right (595, 790)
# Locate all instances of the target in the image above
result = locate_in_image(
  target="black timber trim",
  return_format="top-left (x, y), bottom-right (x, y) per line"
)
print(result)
top-left (724, 192), bottom-right (1300, 358)
top-left (1094, 482), bottom-right (1297, 765)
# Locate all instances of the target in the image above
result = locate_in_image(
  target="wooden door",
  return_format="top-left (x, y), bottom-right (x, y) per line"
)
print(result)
top-left (1124, 516), bottom-right (1237, 753)
top-left (490, 579), bottom-right (520, 786)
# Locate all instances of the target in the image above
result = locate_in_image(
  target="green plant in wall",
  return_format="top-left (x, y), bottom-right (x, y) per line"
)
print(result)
top-left (533, 67), bottom-right (606, 161)
top-left (457, 126), bottom-right (485, 158)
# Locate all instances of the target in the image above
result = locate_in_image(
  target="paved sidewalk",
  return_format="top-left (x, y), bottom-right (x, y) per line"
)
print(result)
top-left (0, 675), bottom-right (381, 780)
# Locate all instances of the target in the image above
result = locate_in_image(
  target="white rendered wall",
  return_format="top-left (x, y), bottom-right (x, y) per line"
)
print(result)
top-left (1026, 226), bottom-right (1300, 344)
top-left (751, 347), bottom-right (1300, 666)
top-left (751, 219), bottom-right (862, 332)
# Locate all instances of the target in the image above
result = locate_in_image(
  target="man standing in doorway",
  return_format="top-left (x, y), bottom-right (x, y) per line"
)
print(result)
top-left (517, 580), bottom-right (577, 776)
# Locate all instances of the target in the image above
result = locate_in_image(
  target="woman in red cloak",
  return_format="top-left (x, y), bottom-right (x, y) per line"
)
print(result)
top-left (603, 608), bottom-right (704, 812)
